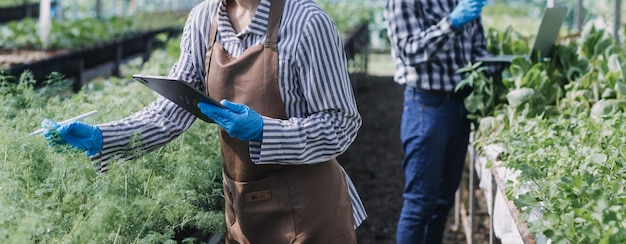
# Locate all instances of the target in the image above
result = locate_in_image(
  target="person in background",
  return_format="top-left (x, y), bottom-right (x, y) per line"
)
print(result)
top-left (40, 0), bottom-right (366, 243)
top-left (50, 0), bottom-right (58, 18)
top-left (384, 0), bottom-right (488, 243)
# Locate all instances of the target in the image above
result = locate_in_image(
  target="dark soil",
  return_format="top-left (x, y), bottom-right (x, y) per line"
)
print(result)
top-left (338, 75), bottom-right (489, 244)
top-left (0, 49), bottom-right (65, 68)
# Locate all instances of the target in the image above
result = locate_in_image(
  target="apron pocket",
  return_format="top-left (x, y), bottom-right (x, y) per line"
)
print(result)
top-left (223, 173), bottom-right (295, 241)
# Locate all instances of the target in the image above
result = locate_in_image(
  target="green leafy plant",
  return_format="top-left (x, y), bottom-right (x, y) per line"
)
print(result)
top-left (455, 62), bottom-right (507, 125)
top-left (0, 37), bottom-right (225, 243)
top-left (465, 21), bottom-right (626, 243)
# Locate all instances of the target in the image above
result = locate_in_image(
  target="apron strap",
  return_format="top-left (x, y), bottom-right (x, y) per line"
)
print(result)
top-left (205, 0), bottom-right (284, 76)
top-left (265, 0), bottom-right (284, 45)
top-left (207, 8), bottom-right (219, 49)
top-left (204, 5), bottom-right (220, 82)
top-left (206, 1), bottom-right (284, 47)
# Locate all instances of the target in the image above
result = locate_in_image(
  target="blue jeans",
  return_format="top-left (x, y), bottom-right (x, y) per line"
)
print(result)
top-left (396, 86), bottom-right (470, 244)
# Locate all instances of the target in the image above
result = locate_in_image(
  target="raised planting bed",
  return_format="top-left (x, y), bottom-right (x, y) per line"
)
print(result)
top-left (454, 25), bottom-right (626, 244)
top-left (0, 49), bottom-right (62, 67)
top-left (0, 3), bottom-right (39, 23)
top-left (3, 27), bottom-right (180, 90)
top-left (469, 144), bottom-right (541, 244)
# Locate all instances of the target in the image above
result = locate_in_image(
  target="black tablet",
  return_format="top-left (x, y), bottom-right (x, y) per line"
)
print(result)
top-left (133, 74), bottom-right (224, 123)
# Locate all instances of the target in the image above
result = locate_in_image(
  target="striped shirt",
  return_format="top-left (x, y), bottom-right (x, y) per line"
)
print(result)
top-left (91, 0), bottom-right (366, 228)
top-left (384, 0), bottom-right (489, 91)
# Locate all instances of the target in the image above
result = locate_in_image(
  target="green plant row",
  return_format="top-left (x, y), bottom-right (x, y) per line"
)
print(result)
top-left (0, 35), bottom-right (226, 243)
top-left (457, 23), bottom-right (626, 243)
top-left (498, 106), bottom-right (626, 243)
top-left (0, 0), bottom-right (37, 8)
top-left (0, 12), bottom-right (186, 51)
top-left (0, 1), bottom-right (375, 51)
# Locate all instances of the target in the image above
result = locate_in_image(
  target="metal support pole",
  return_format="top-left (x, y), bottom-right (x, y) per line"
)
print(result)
top-left (574, 0), bottom-right (583, 32)
top-left (143, 37), bottom-right (153, 63)
top-left (452, 189), bottom-right (460, 231)
top-left (113, 43), bottom-right (123, 77)
top-left (615, 0), bottom-right (622, 46)
top-left (122, 0), bottom-right (128, 16)
top-left (112, 0), bottom-right (116, 17)
top-left (75, 58), bottom-right (85, 92)
top-left (490, 172), bottom-right (497, 244)
top-left (71, 0), bottom-right (77, 19)
top-left (96, 0), bottom-right (102, 20)
top-left (39, 0), bottom-right (51, 50)
top-left (469, 139), bottom-right (476, 244)
top-left (24, 0), bottom-right (33, 17)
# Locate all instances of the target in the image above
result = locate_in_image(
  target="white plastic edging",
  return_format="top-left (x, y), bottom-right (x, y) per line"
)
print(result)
top-left (472, 144), bottom-right (550, 244)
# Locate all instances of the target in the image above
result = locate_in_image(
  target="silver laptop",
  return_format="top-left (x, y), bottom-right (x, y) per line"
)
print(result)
top-left (478, 7), bottom-right (568, 63)
top-left (133, 74), bottom-right (224, 123)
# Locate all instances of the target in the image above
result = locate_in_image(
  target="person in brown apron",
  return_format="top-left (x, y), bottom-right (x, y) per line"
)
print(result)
top-left (38, 0), bottom-right (364, 242)
top-left (197, 0), bottom-right (357, 243)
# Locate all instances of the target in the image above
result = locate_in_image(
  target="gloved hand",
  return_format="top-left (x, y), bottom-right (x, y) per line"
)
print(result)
top-left (197, 99), bottom-right (263, 141)
top-left (42, 119), bottom-right (103, 156)
top-left (449, 0), bottom-right (486, 29)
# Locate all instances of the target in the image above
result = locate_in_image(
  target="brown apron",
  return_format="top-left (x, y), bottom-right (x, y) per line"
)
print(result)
top-left (203, 1), bottom-right (356, 243)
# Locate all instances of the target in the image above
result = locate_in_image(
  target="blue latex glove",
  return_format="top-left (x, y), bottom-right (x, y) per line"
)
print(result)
top-left (42, 119), bottom-right (103, 156)
top-left (197, 99), bottom-right (263, 141)
top-left (449, 0), bottom-right (486, 29)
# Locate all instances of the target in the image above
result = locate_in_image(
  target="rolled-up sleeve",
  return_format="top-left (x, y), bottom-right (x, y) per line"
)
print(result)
top-left (90, 4), bottom-right (209, 172)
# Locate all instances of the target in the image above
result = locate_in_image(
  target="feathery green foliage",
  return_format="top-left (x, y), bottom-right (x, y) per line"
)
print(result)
top-left (0, 36), bottom-right (225, 243)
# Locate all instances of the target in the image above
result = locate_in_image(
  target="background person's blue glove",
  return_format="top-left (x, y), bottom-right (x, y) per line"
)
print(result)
top-left (449, 0), bottom-right (486, 29)
top-left (197, 100), bottom-right (263, 142)
top-left (42, 119), bottom-right (103, 156)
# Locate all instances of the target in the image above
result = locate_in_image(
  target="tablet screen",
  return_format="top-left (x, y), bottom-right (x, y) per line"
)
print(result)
top-left (133, 74), bottom-right (224, 123)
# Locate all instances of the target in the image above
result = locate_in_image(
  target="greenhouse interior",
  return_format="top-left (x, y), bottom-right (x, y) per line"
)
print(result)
top-left (1, 0), bottom-right (625, 243)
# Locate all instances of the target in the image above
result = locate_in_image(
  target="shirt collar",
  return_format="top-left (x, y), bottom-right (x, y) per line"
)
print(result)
top-left (218, 0), bottom-right (272, 40)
